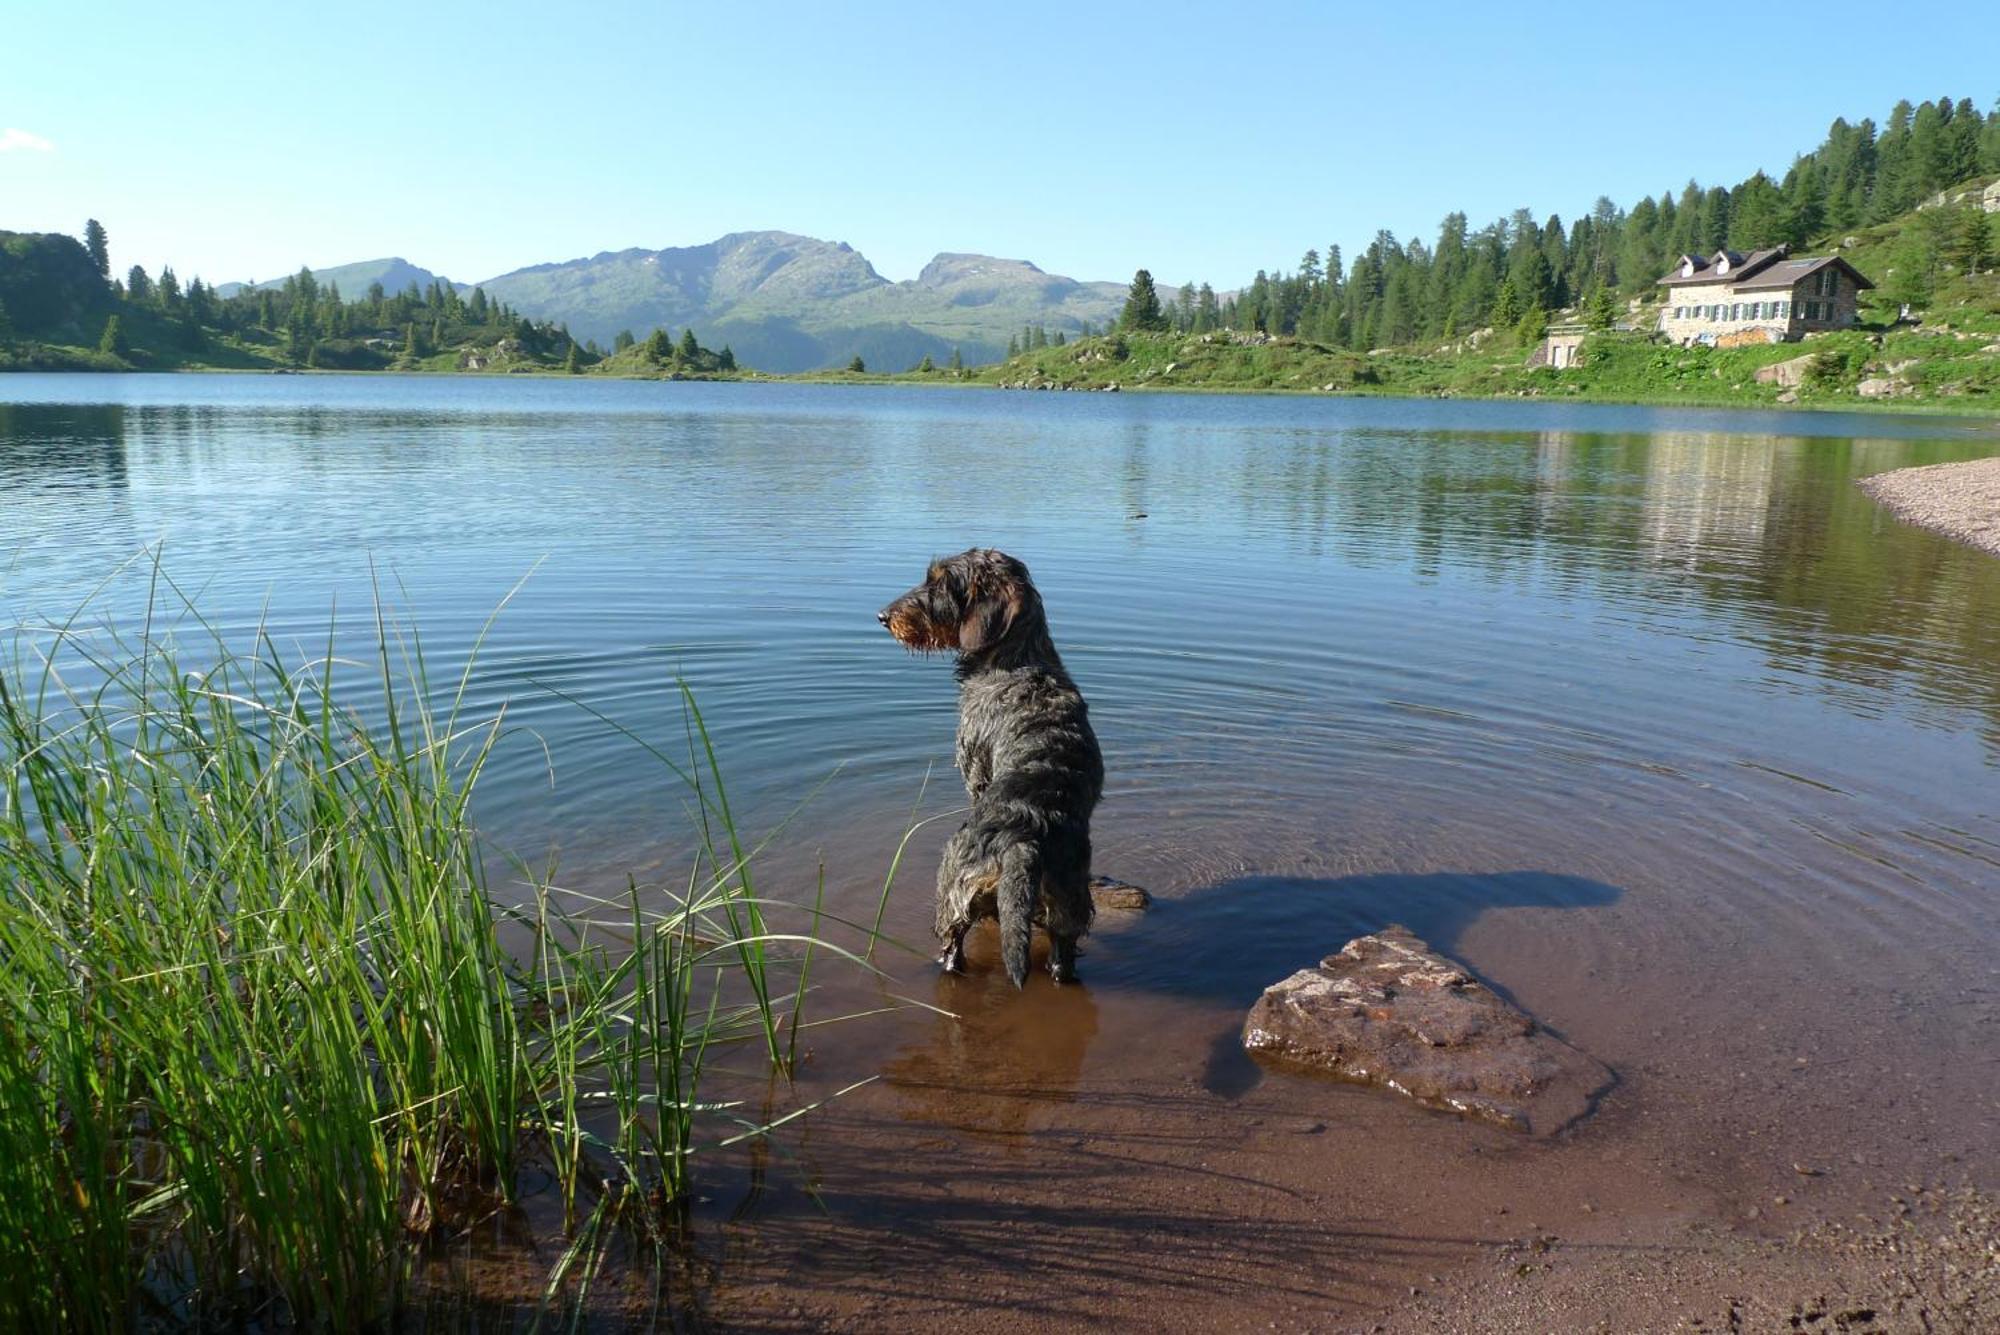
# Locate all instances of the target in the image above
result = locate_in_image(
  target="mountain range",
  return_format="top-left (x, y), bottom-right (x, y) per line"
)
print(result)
top-left (220, 232), bottom-right (1128, 371)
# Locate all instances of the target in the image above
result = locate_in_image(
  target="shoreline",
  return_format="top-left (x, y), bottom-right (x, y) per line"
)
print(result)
top-left (9, 362), bottom-right (2000, 422)
top-left (1859, 457), bottom-right (2000, 556)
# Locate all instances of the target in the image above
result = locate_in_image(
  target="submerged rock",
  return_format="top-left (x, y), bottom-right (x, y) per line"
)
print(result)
top-left (1242, 927), bottom-right (1612, 1136)
top-left (1088, 876), bottom-right (1151, 911)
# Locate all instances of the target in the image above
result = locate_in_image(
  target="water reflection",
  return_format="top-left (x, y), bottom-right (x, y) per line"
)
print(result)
top-left (882, 966), bottom-right (1101, 1140)
top-left (0, 403), bottom-right (131, 492)
top-left (0, 376), bottom-right (1994, 946)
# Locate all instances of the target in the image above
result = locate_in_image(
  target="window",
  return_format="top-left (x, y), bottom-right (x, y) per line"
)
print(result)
top-left (1748, 302), bottom-right (1762, 319)
top-left (1730, 303), bottom-right (1741, 320)
top-left (1805, 300), bottom-right (1820, 320)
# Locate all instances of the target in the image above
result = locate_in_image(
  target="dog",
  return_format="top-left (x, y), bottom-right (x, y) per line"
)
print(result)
top-left (877, 549), bottom-right (1103, 986)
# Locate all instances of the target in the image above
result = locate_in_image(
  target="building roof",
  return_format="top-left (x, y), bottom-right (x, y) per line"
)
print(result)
top-left (1658, 247), bottom-right (1786, 286)
top-left (1657, 247), bottom-right (1873, 291)
top-left (1729, 255), bottom-right (1875, 292)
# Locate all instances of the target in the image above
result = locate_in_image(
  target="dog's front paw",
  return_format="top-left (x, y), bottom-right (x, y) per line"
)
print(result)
top-left (938, 942), bottom-right (967, 975)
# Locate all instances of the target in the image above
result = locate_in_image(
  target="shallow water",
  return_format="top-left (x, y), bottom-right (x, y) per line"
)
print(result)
top-left (5, 373), bottom-right (1998, 1320)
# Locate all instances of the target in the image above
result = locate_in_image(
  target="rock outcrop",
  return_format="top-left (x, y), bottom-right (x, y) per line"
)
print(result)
top-left (1087, 876), bottom-right (1151, 911)
top-left (1242, 927), bottom-right (1612, 1136)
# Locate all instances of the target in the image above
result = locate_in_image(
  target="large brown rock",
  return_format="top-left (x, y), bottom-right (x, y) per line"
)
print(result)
top-left (1242, 927), bottom-right (1612, 1136)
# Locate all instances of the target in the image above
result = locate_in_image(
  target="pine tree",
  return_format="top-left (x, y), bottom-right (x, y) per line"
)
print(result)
top-left (1006, 334), bottom-right (1019, 358)
top-left (718, 345), bottom-right (736, 372)
top-left (99, 314), bottom-right (128, 357)
top-left (1585, 285), bottom-right (1619, 331)
top-left (1515, 304), bottom-right (1548, 346)
top-left (614, 329), bottom-right (636, 352)
top-left (915, 354), bottom-right (935, 372)
top-left (847, 354), bottom-right (866, 373)
top-left (126, 265), bottom-right (152, 303)
top-left (1119, 269), bottom-right (1167, 331)
top-left (948, 346), bottom-right (964, 372)
top-left (677, 327), bottom-right (700, 361)
top-left (84, 219), bottom-right (109, 278)
top-left (644, 328), bottom-right (671, 362)
top-left (402, 323), bottom-right (419, 363)
top-left (564, 343), bottom-right (581, 374)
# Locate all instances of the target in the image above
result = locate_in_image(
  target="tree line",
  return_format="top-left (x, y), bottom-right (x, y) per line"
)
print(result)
top-left (1109, 93), bottom-right (2000, 351)
top-left (2, 221), bottom-right (741, 374)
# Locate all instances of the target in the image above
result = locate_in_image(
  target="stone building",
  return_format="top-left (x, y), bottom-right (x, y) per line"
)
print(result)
top-left (1656, 245), bottom-right (1872, 346)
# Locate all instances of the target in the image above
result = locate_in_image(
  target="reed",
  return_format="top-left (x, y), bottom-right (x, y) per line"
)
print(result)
top-left (0, 573), bottom-right (897, 1327)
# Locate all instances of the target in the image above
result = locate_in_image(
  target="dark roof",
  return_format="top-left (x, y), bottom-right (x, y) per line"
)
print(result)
top-left (1729, 255), bottom-right (1875, 292)
top-left (1658, 246), bottom-right (1786, 286)
top-left (1656, 248), bottom-right (1873, 291)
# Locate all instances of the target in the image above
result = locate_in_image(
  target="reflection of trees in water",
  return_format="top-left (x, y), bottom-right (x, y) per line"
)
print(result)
top-left (1227, 425), bottom-right (2000, 746)
top-left (0, 403), bottom-right (130, 493)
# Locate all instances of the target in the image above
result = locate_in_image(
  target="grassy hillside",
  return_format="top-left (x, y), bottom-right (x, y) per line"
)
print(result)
top-left (972, 190), bottom-right (2000, 412)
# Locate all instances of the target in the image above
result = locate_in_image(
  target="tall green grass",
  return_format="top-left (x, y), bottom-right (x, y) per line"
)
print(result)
top-left (0, 574), bottom-right (895, 1327)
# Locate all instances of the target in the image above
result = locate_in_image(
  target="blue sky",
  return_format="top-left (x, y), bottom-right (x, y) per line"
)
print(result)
top-left (5, 1), bottom-right (1997, 290)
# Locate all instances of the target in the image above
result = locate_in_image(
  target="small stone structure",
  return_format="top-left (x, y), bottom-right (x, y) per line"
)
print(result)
top-left (1527, 325), bottom-right (1588, 370)
top-left (1656, 245), bottom-right (1872, 346)
top-left (1243, 927), bottom-right (1613, 1136)
top-left (1985, 179), bottom-right (2000, 214)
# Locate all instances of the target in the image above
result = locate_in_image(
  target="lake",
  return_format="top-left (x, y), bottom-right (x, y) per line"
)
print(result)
top-left (3, 372), bottom-right (1997, 1321)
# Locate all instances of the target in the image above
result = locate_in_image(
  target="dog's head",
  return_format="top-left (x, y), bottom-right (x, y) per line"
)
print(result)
top-left (878, 548), bottom-right (1042, 660)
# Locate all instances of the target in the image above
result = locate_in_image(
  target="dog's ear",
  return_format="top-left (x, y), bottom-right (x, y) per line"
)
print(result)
top-left (957, 563), bottom-right (1024, 656)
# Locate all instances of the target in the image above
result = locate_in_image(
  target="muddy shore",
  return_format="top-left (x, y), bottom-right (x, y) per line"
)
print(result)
top-left (1860, 456), bottom-right (2000, 557)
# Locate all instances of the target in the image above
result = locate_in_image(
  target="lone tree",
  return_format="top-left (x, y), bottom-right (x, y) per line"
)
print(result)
top-left (1120, 269), bottom-right (1167, 332)
top-left (84, 219), bottom-right (109, 278)
top-left (847, 354), bottom-right (866, 373)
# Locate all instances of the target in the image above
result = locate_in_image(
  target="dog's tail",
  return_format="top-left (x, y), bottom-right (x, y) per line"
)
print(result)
top-left (997, 842), bottom-right (1041, 988)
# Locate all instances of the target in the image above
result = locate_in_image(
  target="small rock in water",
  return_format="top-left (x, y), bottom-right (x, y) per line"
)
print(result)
top-left (1088, 876), bottom-right (1152, 911)
top-left (1241, 926), bottom-right (1614, 1137)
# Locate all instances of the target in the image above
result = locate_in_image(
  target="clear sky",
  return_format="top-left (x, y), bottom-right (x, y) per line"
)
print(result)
top-left (5, 1), bottom-right (1997, 291)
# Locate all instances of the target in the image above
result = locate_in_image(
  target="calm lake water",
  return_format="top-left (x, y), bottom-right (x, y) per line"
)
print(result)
top-left (4, 374), bottom-right (1998, 1308)
top-left (5, 376), bottom-right (1996, 910)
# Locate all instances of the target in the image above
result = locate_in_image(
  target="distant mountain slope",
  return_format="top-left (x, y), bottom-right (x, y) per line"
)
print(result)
top-left (473, 231), bottom-right (1125, 370)
top-left (215, 257), bottom-right (453, 299)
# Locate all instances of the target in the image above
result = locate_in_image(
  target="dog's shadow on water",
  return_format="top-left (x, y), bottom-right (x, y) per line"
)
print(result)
top-left (884, 870), bottom-right (1623, 1127)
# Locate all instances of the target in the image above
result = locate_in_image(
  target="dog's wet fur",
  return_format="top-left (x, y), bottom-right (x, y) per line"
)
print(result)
top-left (878, 549), bottom-right (1103, 986)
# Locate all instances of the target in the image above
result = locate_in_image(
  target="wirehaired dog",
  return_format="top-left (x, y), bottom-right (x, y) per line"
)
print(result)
top-left (877, 549), bottom-right (1103, 986)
